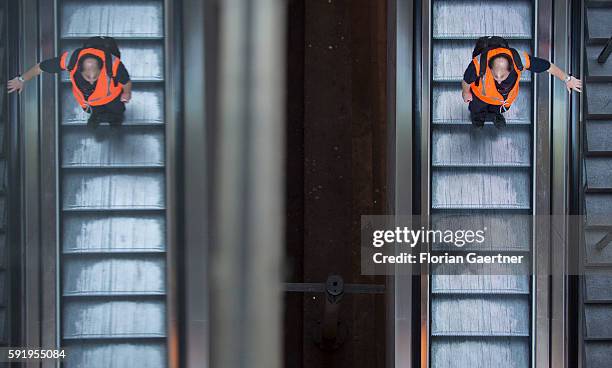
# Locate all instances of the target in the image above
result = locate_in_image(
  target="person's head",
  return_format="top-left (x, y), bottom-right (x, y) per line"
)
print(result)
top-left (79, 55), bottom-right (102, 82)
top-left (488, 54), bottom-right (513, 83)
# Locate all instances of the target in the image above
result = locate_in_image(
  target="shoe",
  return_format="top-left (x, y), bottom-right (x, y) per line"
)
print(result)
top-left (494, 113), bottom-right (506, 129)
top-left (87, 113), bottom-right (100, 130)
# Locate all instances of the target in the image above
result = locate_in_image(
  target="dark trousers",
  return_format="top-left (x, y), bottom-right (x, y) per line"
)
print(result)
top-left (87, 96), bottom-right (126, 129)
top-left (468, 94), bottom-right (508, 127)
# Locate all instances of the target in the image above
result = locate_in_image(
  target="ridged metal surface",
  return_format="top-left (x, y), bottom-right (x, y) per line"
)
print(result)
top-left (585, 230), bottom-right (612, 264)
top-left (586, 46), bottom-right (612, 80)
top-left (63, 343), bottom-right (166, 368)
top-left (431, 338), bottom-right (529, 368)
top-left (586, 83), bottom-right (612, 117)
top-left (586, 121), bottom-right (612, 152)
top-left (430, 0), bottom-right (534, 365)
top-left (59, 1), bottom-right (167, 366)
top-left (585, 274), bottom-right (612, 301)
top-left (62, 127), bottom-right (165, 167)
top-left (60, 1), bottom-right (163, 38)
top-left (432, 83), bottom-right (532, 124)
top-left (432, 126), bottom-right (531, 167)
top-left (585, 305), bottom-right (612, 337)
top-left (61, 85), bottom-right (164, 124)
top-left (585, 158), bottom-right (612, 189)
top-left (431, 168), bottom-right (530, 209)
top-left (431, 212), bottom-right (531, 251)
top-left (433, 40), bottom-right (532, 82)
top-left (585, 194), bottom-right (612, 226)
top-left (431, 295), bottom-right (530, 336)
top-left (432, 0), bottom-right (532, 39)
top-left (584, 343), bottom-right (612, 368)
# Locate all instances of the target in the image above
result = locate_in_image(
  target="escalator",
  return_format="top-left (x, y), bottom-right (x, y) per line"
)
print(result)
top-left (581, 0), bottom-right (612, 366)
top-left (57, 1), bottom-right (168, 367)
top-left (428, 1), bottom-right (533, 367)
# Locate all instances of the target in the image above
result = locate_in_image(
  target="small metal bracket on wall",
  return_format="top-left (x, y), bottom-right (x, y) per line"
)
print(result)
top-left (285, 275), bottom-right (385, 351)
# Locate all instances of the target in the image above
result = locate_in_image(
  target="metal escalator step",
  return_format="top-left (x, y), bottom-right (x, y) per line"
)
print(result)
top-left (586, 120), bottom-right (612, 153)
top-left (432, 118), bottom-right (531, 125)
top-left (432, 84), bottom-right (532, 124)
top-left (432, 125), bottom-right (531, 168)
top-left (433, 40), bottom-right (532, 82)
top-left (61, 40), bottom-right (164, 82)
top-left (62, 342), bottom-right (166, 368)
top-left (587, 83), bottom-right (612, 118)
top-left (63, 255), bottom-right (165, 296)
top-left (431, 337), bottom-right (529, 368)
top-left (585, 230), bottom-right (612, 264)
top-left (63, 300), bottom-right (166, 339)
top-left (431, 294), bottom-right (530, 336)
top-left (585, 342), bottom-right (612, 368)
top-left (585, 158), bottom-right (612, 190)
top-left (432, 0), bottom-right (532, 40)
top-left (585, 304), bottom-right (612, 338)
top-left (62, 213), bottom-right (165, 254)
top-left (60, 1), bottom-right (163, 39)
top-left (587, 8), bottom-right (612, 43)
top-left (431, 212), bottom-right (531, 251)
top-left (586, 45), bottom-right (612, 81)
top-left (62, 126), bottom-right (164, 168)
top-left (432, 273), bottom-right (530, 295)
top-left (432, 168), bottom-right (530, 209)
top-left (585, 274), bottom-right (612, 301)
top-left (62, 171), bottom-right (165, 210)
top-left (586, 194), bottom-right (612, 226)
top-left (61, 85), bottom-right (164, 124)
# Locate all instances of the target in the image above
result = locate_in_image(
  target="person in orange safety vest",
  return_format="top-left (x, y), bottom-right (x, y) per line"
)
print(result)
top-left (7, 36), bottom-right (132, 129)
top-left (461, 36), bottom-right (582, 128)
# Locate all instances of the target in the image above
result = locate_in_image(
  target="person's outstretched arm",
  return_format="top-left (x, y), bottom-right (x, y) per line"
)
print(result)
top-left (7, 63), bottom-right (42, 94)
top-left (547, 62), bottom-right (582, 93)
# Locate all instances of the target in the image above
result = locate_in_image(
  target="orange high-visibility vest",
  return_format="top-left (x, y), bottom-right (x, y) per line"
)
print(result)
top-left (469, 48), bottom-right (531, 108)
top-left (60, 48), bottom-right (123, 109)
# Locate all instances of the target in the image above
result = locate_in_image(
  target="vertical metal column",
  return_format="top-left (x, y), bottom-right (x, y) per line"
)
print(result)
top-left (211, 0), bottom-right (285, 367)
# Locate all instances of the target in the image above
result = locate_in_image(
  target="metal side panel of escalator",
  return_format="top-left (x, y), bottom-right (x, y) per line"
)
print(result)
top-left (58, 1), bottom-right (168, 367)
top-left (428, 1), bottom-right (534, 367)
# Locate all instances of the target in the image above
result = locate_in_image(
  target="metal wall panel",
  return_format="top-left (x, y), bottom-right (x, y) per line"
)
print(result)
top-left (58, 1), bottom-right (168, 367)
top-left (430, 338), bottom-right (529, 368)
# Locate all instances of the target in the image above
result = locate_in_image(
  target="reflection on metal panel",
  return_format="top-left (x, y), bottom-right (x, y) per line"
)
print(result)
top-left (62, 214), bottom-right (165, 253)
top-left (433, 40), bottom-right (532, 82)
top-left (431, 212), bottom-right (531, 251)
top-left (63, 256), bottom-right (165, 295)
top-left (62, 127), bottom-right (165, 167)
top-left (585, 158), bottom-right (612, 189)
top-left (431, 295), bottom-right (530, 336)
top-left (60, 1), bottom-right (163, 38)
top-left (60, 40), bottom-right (164, 81)
top-left (63, 300), bottom-right (166, 338)
top-left (432, 168), bottom-right (530, 209)
top-left (430, 338), bottom-right (529, 368)
top-left (586, 83), bottom-right (612, 116)
top-left (63, 342), bottom-right (166, 368)
top-left (62, 172), bottom-right (165, 210)
top-left (586, 120), bottom-right (612, 152)
top-left (432, 126), bottom-right (531, 167)
top-left (584, 305), bottom-right (612, 338)
top-left (61, 85), bottom-right (165, 124)
top-left (432, 1), bottom-right (532, 39)
top-left (432, 84), bottom-right (532, 124)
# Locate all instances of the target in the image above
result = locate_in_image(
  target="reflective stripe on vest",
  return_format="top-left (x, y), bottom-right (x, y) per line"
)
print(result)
top-left (470, 48), bottom-right (530, 108)
top-left (68, 48), bottom-right (123, 109)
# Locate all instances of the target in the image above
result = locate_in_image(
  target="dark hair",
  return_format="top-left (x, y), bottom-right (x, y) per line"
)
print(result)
top-left (78, 54), bottom-right (103, 71)
top-left (488, 54), bottom-right (513, 71)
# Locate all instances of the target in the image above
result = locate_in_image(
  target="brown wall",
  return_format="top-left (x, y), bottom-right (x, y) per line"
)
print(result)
top-left (285, 1), bottom-right (388, 367)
